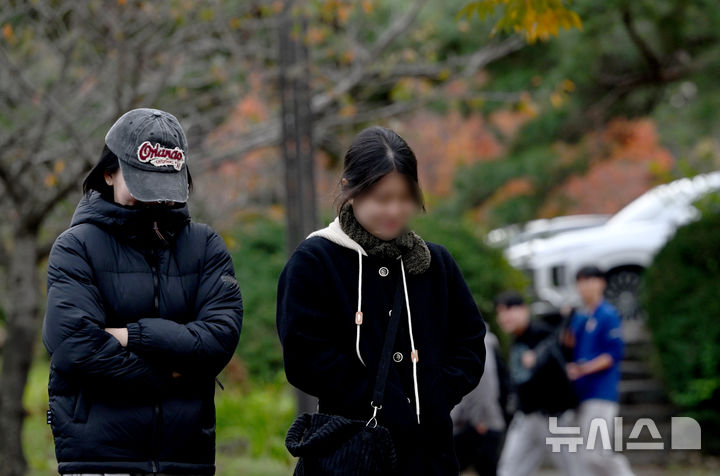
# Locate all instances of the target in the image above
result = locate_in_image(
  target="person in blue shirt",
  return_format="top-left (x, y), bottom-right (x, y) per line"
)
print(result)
top-left (566, 265), bottom-right (634, 476)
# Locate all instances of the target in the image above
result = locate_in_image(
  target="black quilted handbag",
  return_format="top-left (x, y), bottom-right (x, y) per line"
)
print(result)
top-left (285, 278), bottom-right (405, 475)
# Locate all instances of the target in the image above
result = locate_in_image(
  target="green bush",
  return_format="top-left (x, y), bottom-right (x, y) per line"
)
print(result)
top-left (227, 214), bottom-right (288, 384)
top-left (412, 211), bottom-right (528, 351)
top-left (215, 374), bottom-right (296, 463)
top-left (641, 210), bottom-right (720, 454)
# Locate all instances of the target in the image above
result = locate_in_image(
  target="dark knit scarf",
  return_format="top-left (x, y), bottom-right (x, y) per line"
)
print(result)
top-left (339, 203), bottom-right (431, 275)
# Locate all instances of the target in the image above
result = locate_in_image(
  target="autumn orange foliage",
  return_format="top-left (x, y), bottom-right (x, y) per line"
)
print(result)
top-left (539, 118), bottom-right (674, 217)
top-left (392, 110), bottom-right (506, 196)
top-left (201, 79), bottom-right (673, 230)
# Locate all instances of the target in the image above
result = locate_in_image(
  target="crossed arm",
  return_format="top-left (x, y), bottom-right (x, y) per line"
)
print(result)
top-left (42, 230), bottom-right (243, 388)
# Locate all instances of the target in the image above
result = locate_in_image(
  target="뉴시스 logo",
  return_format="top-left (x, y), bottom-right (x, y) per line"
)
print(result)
top-left (137, 141), bottom-right (185, 171)
top-left (546, 416), bottom-right (701, 452)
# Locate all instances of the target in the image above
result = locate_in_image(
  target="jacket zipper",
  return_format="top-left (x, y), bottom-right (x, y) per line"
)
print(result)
top-left (150, 244), bottom-right (161, 473)
top-left (152, 264), bottom-right (159, 313)
top-left (151, 403), bottom-right (160, 473)
top-left (155, 221), bottom-right (223, 395)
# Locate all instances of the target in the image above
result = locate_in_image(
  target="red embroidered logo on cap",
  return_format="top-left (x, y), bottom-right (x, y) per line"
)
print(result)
top-left (137, 141), bottom-right (185, 171)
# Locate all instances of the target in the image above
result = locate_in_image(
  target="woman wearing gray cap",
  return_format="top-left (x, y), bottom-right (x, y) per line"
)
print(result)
top-left (42, 108), bottom-right (244, 475)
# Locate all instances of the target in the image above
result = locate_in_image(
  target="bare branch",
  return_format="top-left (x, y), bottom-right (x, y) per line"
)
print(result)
top-left (462, 36), bottom-right (525, 77)
top-left (26, 174), bottom-right (81, 230)
top-left (195, 121), bottom-right (283, 173)
top-left (621, 6), bottom-right (662, 80)
top-left (36, 239), bottom-right (55, 262)
top-left (311, 0), bottom-right (430, 113)
top-left (0, 242), bottom-right (7, 268)
top-left (0, 47), bottom-right (96, 166)
top-left (197, 35), bottom-right (524, 174)
top-left (0, 161), bottom-right (21, 205)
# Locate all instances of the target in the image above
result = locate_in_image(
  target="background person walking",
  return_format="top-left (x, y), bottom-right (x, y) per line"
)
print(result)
top-left (565, 265), bottom-right (635, 476)
top-left (451, 326), bottom-right (507, 476)
top-left (495, 291), bottom-right (582, 476)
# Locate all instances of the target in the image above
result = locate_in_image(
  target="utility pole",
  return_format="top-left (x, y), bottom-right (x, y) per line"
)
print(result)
top-left (278, 0), bottom-right (318, 414)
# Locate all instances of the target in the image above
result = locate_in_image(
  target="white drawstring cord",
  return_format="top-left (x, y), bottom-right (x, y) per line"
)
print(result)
top-left (353, 251), bottom-right (421, 424)
top-left (400, 258), bottom-right (421, 425)
top-left (355, 249), bottom-right (366, 366)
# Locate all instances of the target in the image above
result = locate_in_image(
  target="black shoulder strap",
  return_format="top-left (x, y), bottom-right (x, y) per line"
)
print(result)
top-left (370, 274), bottom-right (405, 409)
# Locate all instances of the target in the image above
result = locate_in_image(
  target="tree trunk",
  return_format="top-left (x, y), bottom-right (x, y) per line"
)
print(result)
top-left (0, 229), bottom-right (41, 476)
top-left (278, 0), bottom-right (319, 415)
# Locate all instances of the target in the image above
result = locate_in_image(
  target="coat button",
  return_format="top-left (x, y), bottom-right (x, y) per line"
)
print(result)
top-left (393, 352), bottom-right (403, 363)
top-left (378, 266), bottom-right (389, 277)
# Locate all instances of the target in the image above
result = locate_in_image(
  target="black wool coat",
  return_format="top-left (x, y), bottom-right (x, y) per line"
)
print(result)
top-left (42, 191), bottom-right (243, 475)
top-left (276, 227), bottom-right (486, 475)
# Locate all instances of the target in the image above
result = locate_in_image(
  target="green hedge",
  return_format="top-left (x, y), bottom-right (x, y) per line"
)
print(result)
top-left (228, 214), bottom-right (288, 385)
top-left (641, 209), bottom-right (720, 454)
top-left (412, 212), bottom-right (528, 323)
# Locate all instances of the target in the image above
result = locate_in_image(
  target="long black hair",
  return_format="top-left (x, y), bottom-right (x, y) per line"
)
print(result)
top-left (334, 126), bottom-right (425, 213)
top-left (83, 144), bottom-right (193, 200)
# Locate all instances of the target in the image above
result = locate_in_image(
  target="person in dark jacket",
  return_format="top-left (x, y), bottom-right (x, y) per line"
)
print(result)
top-left (276, 126), bottom-right (486, 475)
top-left (494, 291), bottom-right (582, 476)
top-left (451, 328), bottom-right (506, 476)
top-left (42, 108), bottom-right (243, 475)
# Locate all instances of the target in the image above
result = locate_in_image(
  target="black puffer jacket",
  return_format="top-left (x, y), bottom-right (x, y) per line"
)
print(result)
top-left (42, 191), bottom-right (243, 475)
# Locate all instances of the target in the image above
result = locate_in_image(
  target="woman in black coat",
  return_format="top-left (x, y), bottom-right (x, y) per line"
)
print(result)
top-left (276, 126), bottom-right (486, 475)
top-left (42, 108), bottom-right (243, 475)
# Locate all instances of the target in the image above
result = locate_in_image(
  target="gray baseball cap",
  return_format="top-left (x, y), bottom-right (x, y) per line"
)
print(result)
top-left (104, 108), bottom-right (189, 203)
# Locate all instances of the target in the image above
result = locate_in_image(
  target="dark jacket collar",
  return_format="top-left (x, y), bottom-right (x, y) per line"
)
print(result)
top-left (71, 191), bottom-right (190, 246)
